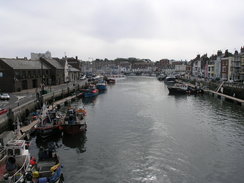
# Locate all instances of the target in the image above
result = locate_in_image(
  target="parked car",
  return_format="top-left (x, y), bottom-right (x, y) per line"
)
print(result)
top-left (0, 108), bottom-right (8, 115)
top-left (80, 75), bottom-right (86, 80)
top-left (0, 93), bottom-right (10, 100)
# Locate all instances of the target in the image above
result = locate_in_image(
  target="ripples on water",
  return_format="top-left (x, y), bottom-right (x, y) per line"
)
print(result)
top-left (30, 77), bottom-right (244, 183)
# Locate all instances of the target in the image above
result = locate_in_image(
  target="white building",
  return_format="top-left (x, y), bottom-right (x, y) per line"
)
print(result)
top-left (192, 59), bottom-right (201, 77)
top-left (31, 51), bottom-right (52, 60)
top-left (175, 64), bottom-right (187, 74)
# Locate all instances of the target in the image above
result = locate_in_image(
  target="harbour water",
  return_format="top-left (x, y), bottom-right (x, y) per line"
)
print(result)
top-left (30, 77), bottom-right (244, 183)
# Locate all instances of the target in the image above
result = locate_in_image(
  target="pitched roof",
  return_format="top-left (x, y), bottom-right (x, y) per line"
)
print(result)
top-left (68, 65), bottom-right (80, 72)
top-left (42, 58), bottom-right (64, 69)
top-left (0, 58), bottom-right (49, 70)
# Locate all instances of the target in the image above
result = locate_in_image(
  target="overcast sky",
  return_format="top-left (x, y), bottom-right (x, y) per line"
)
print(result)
top-left (0, 0), bottom-right (243, 61)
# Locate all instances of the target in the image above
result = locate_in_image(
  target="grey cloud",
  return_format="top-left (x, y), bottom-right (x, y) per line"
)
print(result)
top-left (0, 0), bottom-right (243, 60)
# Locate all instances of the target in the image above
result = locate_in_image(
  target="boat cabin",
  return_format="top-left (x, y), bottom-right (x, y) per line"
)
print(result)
top-left (6, 140), bottom-right (27, 157)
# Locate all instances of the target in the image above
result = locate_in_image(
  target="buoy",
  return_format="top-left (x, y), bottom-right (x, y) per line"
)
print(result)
top-left (32, 171), bottom-right (39, 178)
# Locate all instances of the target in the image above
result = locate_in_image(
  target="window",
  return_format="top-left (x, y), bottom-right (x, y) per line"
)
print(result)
top-left (22, 71), bottom-right (26, 76)
top-left (7, 149), bottom-right (13, 156)
top-left (15, 149), bottom-right (20, 155)
top-left (222, 66), bottom-right (226, 72)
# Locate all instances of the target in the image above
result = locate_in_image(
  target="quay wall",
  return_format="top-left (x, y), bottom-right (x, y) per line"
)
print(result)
top-left (0, 81), bottom-right (86, 133)
top-left (0, 113), bottom-right (9, 133)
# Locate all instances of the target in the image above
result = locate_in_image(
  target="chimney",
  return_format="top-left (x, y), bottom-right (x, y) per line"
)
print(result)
top-left (217, 50), bottom-right (222, 56)
top-left (76, 56), bottom-right (78, 60)
top-left (241, 46), bottom-right (244, 53)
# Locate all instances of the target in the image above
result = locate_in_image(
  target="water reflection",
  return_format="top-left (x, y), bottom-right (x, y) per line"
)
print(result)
top-left (35, 133), bottom-right (62, 148)
top-left (62, 133), bottom-right (87, 153)
top-left (98, 90), bottom-right (107, 95)
top-left (82, 97), bottom-right (97, 105)
top-left (29, 77), bottom-right (244, 183)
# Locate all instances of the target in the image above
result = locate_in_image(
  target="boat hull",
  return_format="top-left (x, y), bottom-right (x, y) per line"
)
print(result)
top-left (35, 126), bottom-right (61, 139)
top-left (96, 84), bottom-right (107, 91)
top-left (83, 92), bottom-right (98, 98)
top-left (168, 87), bottom-right (187, 94)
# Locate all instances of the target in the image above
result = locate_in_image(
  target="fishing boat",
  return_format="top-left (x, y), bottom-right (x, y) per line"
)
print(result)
top-left (61, 108), bottom-right (87, 135)
top-left (96, 80), bottom-right (107, 91)
top-left (25, 144), bottom-right (64, 183)
top-left (83, 89), bottom-right (99, 97)
top-left (35, 105), bottom-right (63, 140)
top-left (167, 83), bottom-right (189, 94)
top-left (187, 85), bottom-right (204, 95)
top-left (157, 74), bottom-right (167, 81)
top-left (0, 140), bottom-right (30, 183)
top-left (164, 76), bottom-right (176, 85)
top-left (106, 78), bottom-right (116, 84)
top-left (81, 85), bottom-right (99, 98)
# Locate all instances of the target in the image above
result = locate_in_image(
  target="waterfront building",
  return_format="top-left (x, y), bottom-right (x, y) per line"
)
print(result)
top-left (40, 58), bottom-right (65, 85)
top-left (208, 55), bottom-right (216, 79)
top-left (131, 61), bottom-right (154, 73)
top-left (185, 61), bottom-right (192, 76)
top-left (214, 50), bottom-right (222, 79)
top-left (231, 50), bottom-right (241, 81)
top-left (240, 47), bottom-right (244, 81)
top-left (68, 65), bottom-right (80, 82)
top-left (192, 55), bottom-right (201, 77)
top-left (0, 58), bottom-right (50, 92)
top-left (66, 56), bottom-right (82, 73)
top-left (81, 61), bottom-right (93, 74)
top-left (220, 50), bottom-right (234, 81)
top-left (119, 61), bottom-right (131, 73)
top-left (173, 61), bottom-right (187, 75)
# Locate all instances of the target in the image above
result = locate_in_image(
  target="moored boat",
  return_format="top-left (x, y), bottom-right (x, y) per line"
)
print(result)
top-left (187, 85), bottom-right (204, 95)
top-left (0, 140), bottom-right (30, 183)
top-left (164, 76), bottom-right (176, 85)
top-left (167, 83), bottom-right (189, 94)
top-left (25, 144), bottom-right (64, 183)
top-left (61, 108), bottom-right (87, 135)
top-left (106, 78), bottom-right (116, 84)
top-left (96, 80), bottom-right (107, 91)
top-left (81, 85), bottom-right (99, 98)
top-left (157, 74), bottom-right (167, 81)
top-left (35, 105), bottom-right (63, 140)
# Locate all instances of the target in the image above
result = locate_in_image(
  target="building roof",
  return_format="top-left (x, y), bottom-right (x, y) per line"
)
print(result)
top-left (0, 58), bottom-right (49, 70)
top-left (42, 58), bottom-right (64, 69)
top-left (68, 65), bottom-right (80, 72)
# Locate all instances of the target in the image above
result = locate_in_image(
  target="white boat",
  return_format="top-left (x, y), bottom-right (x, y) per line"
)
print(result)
top-left (164, 76), bottom-right (176, 85)
top-left (0, 140), bottom-right (30, 183)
